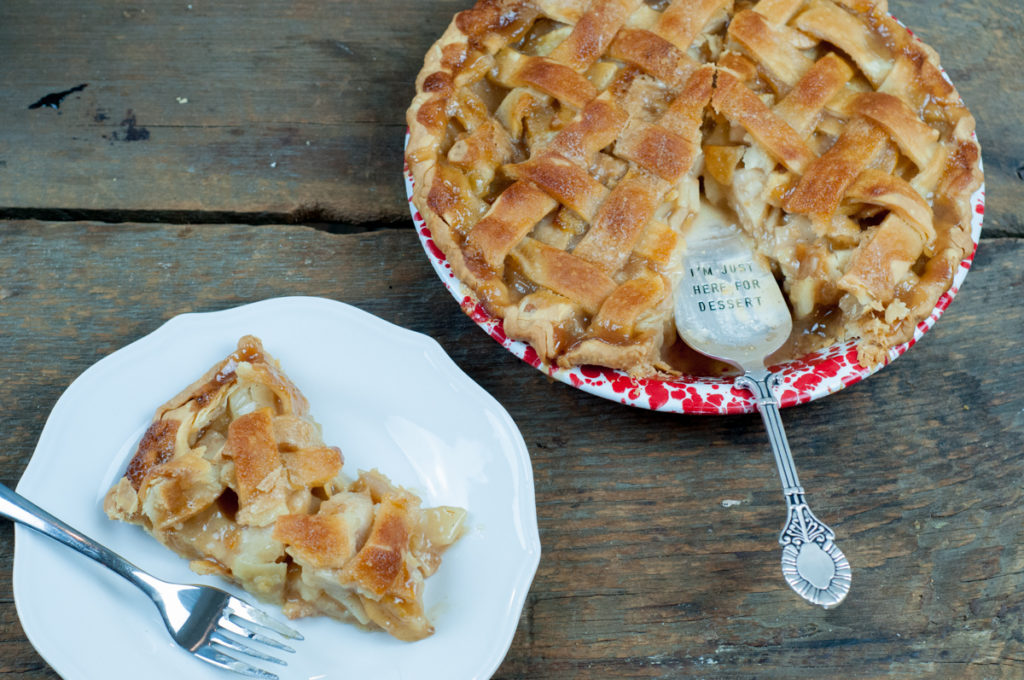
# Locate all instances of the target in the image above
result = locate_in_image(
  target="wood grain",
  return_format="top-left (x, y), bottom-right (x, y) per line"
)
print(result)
top-left (0, 0), bottom-right (468, 222)
top-left (0, 0), bottom-right (1022, 676)
top-left (0, 223), bottom-right (1021, 678)
top-left (0, 0), bottom-right (1019, 235)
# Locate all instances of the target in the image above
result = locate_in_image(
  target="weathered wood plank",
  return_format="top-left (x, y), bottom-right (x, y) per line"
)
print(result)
top-left (0, 0), bottom-right (469, 222)
top-left (0, 222), bottom-right (1021, 678)
top-left (891, 0), bottom-right (1024, 239)
top-left (0, 0), bottom-right (1020, 234)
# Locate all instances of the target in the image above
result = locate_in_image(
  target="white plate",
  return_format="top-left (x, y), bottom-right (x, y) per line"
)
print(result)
top-left (14, 296), bottom-right (540, 680)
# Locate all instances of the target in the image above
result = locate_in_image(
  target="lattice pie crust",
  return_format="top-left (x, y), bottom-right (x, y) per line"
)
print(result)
top-left (406, 0), bottom-right (982, 377)
top-left (104, 336), bottom-right (466, 641)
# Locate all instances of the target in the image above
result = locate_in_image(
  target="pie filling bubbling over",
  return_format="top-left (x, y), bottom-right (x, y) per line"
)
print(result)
top-left (406, 0), bottom-right (982, 378)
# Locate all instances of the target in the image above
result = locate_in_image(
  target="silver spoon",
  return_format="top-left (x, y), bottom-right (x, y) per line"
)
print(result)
top-left (673, 221), bottom-right (851, 608)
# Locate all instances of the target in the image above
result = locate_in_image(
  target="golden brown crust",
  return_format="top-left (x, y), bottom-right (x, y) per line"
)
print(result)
top-left (273, 513), bottom-right (355, 569)
top-left (712, 68), bottom-right (818, 174)
top-left (226, 408), bottom-right (282, 509)
top-left (407, 0), bottom-right (983, 376)
top-left (126, 419), bottom-right (180, 490)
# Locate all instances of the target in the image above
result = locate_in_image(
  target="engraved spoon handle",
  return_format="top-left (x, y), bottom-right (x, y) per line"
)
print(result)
top-left (736, 369), bottom-right (851, 608)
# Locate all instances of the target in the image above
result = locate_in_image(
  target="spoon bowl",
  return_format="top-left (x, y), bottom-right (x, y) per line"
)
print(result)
top-left (673, 226), bottom-right (791, 373)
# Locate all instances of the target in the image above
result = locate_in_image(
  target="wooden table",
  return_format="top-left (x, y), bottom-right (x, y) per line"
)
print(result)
top-left (1, 1), bottom-right (1022, 677)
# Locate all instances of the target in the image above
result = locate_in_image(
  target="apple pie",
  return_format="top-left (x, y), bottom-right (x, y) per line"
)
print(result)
top-left (405, 0), bottom-right (982, 377)
top-left (104, 335), bottom-right (466, 641)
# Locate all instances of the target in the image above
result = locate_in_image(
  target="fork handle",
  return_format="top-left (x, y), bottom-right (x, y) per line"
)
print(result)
top-left (0, 481), bottom-right (159, 596)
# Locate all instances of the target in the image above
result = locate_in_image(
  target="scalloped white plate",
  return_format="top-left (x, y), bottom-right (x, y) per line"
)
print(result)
top-left (14, 296), bottom-right (539, 680)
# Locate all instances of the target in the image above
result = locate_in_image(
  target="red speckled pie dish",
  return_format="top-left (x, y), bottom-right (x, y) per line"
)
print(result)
top-left (404, 0), bottom-right (987, 415)
top-left (405, 149), bottom-right (984, 415)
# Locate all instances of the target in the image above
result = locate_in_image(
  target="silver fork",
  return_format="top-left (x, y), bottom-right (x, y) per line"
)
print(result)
top-left (0, 481), bottom-right (303, 678)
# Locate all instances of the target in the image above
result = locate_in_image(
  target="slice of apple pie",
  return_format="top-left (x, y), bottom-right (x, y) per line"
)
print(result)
top-left (104, 335), bottom-right (466, 641)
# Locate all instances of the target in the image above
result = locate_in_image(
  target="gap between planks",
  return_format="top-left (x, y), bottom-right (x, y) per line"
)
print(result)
top-left (0, 207), bottom-right (409, 234)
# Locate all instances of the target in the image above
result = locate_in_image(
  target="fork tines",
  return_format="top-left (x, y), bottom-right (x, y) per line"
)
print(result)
top-left (195, 644), bottom-right (284, 679)
top-left (227, 596), bottom-right (305, 641)
top-left (201, 598), bottom-right (304, 679)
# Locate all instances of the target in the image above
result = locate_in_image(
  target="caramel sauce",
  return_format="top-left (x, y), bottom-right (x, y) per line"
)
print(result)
top-left (661, 303), bottom-right (841, 378)
top-left (506, 262), bottom-right (540, 299)
top-left (517, 17), bottom-right (566, 55)
top-left (193, 360), bottom-right (237, 407)
top-left (467, 75), bottom-right (508, 113)
top-left (664, 338), bottom-right (736, 378)
top-left (482, 172), bottom-right (516, 204)
top-left (768, 305), bottom-right (844, 366)
top-left (216, 488), bottom-right (240, 522)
